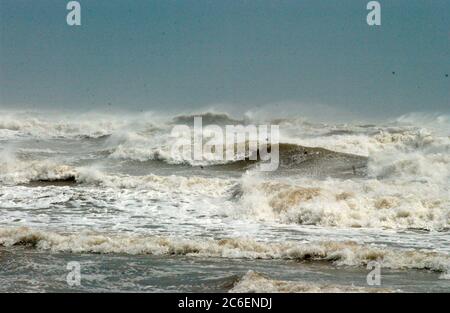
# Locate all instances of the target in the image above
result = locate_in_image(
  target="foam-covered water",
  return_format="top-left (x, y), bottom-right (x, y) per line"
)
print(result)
top-left (0, 110), bottom-right (449, 292)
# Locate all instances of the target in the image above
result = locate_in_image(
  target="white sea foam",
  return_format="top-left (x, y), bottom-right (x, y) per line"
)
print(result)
top-left (76, 168), bottom-right (235, 194)
top-left (367, 131), bottom-right (450, 184)
top-left (439, 272), bottom-right (450, 280)
top-left (237, 171), bottom-right (449, 230)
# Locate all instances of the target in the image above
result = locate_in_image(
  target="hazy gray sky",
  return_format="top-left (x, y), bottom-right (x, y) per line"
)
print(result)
top-left (0, 0), bottom-right (449, 119)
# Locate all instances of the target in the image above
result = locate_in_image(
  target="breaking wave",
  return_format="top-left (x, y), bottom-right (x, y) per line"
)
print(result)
top-left (1, 227), bottom-right (449, 274)
top-left (0, 159), bottom-right (78, 185)
top-left (109, 139), bottom-right (367, 174)
top-left (0, 159), bottom-right (234, 195)
top-left (229, 270), bottom-right (392, 293)
top-left (236, 173), bottom-right (450, 230)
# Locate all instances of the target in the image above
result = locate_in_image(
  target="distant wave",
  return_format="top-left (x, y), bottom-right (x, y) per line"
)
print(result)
top-left (108, 141), bottom-right (367, 176)
top-left (1, 142), bottom-right (367, 178)
top-left (396, 113), bottom-right (450, 136)
top-left (0, 112), bottom-right (122, 139)
top-left (172, 112), bottom-right (245, 125)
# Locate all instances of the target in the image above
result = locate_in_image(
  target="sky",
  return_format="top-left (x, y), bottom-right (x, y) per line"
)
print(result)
top-left (0, 0), bottom-right (449, 120)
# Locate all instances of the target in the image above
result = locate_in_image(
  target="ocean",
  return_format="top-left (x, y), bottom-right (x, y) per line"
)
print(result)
top-left (0, 110), bottom-right (449, 292)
